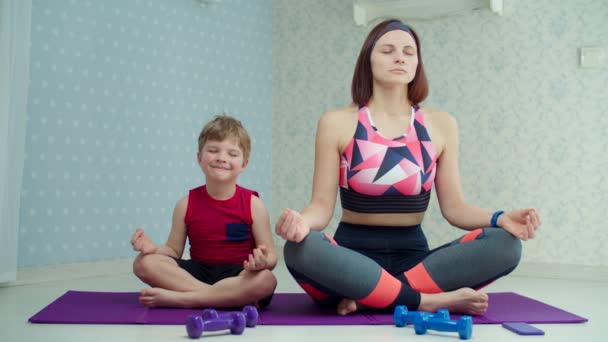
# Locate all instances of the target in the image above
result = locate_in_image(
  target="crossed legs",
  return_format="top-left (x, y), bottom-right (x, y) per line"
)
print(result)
top-left (285, 227), bottom-right (521, 315)
top-left (132, 254), bottom-right (276, 308)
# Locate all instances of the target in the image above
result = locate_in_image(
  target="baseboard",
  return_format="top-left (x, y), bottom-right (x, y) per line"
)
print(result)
top-left (511, 262), bottom-right (608, 283)
top-left (0, 258), bottom-right (134, 287)
top-left (1, 258), bottom-right (606, 287)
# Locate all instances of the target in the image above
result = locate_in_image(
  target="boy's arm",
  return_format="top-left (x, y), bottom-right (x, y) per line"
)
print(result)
top-left (249, 195), bottom-right (278, 270)
top-left (156, 196), bottom-right (189, 259)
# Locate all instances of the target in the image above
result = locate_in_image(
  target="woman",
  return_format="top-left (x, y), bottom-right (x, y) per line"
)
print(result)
top-left (275, 19), bottom-right (541, 316)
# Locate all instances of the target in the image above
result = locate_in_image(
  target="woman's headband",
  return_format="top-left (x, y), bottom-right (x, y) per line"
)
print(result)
top-left (371, 22), bottom-right (413, 50)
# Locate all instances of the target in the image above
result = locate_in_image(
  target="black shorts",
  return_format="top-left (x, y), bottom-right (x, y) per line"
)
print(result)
top-left (172, 258), bottom-right (273, 308)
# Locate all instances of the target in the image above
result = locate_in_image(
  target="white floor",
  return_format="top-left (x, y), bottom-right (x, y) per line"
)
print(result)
top-left (1, 258), bottom-right (606, 342)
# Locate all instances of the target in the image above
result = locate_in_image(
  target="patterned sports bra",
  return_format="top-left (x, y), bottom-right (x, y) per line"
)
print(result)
top-left (339, 105), bottom-right (438, 213)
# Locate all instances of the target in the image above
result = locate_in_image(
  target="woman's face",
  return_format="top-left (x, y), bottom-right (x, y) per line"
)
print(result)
top-left (370, 30), bottom-right (418, 85)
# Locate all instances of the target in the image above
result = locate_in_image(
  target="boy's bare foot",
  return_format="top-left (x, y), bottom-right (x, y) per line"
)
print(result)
top-left (337, 298), bottom-right (359, 315)
top-left (419, 288), bottom-right (488, 316)
top-left (139, 287), bottom-right (193, 308)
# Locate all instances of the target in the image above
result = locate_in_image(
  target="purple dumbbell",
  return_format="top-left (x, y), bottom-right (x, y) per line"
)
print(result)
top-left (413, 314), bottom-right (473, 340)
top-left (186, 312), bottom-right (246, 339)
top-left (393, 305), bottom-right (450, 327)
top-left (201, 305), bottom-right (259, 328)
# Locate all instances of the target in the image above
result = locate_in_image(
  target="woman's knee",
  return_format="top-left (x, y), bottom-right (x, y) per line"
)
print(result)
top-left (489, 228), bottom-right (523, 267)
top-left (283, 231), bottom-right (327, 269)
top-left (283, 241), bottom-right (308, 274)
top-left (284, 232), bottom-right (313, 265)
top-left (283, 240), bottom-right (297, 264)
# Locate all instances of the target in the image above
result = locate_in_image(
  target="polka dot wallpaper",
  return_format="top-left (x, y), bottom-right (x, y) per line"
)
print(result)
top-left (19, 0), bottom-right (272, 266)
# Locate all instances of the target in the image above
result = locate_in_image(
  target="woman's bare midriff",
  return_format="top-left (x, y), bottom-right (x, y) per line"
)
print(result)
top-left (340, 209), bottom-right (426, 227)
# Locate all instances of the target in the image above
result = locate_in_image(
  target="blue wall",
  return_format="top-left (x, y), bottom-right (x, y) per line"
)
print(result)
top-left (19, 0), bottom-right (273, 266)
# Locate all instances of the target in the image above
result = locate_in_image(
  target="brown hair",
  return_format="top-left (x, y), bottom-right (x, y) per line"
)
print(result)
top-left (351, 19), bottom-right (429, 107)
top-left (198, 114), bottom-right (251, 162)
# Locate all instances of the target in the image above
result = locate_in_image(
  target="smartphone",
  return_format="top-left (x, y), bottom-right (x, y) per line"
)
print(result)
top-left (502, 322), bottom-right (545, 335)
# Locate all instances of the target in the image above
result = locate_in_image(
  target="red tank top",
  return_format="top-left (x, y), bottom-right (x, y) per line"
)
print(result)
top-left (184, 185), bottom-right (258, 264)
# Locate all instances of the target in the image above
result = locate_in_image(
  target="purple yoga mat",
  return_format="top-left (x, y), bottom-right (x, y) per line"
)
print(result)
top-left (259, 292), bottom-right (373, 325)
top-left (29, 291), bottom-right (588, 325)
top-left (28, 291), bottom-right (202, 325)
top-left (363, 292), bottom-right (588, 325)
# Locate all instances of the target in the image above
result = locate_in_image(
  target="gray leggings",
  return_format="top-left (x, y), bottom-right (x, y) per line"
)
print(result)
top-left (284, 222), bottom-right (522, 310)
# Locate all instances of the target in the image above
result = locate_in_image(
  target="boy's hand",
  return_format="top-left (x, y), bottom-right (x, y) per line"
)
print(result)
top-left (243, 245), bottom-right (270, 272)
top-left (130, 228), bottom-right (158, 255)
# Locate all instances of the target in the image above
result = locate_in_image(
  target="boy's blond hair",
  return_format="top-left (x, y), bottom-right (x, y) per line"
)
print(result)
top-left (198, 114), bottom-right (251, 162)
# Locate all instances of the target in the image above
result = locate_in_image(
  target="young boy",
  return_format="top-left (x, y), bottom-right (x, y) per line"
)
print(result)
top-left (130, 114), bottom-right (277, 308)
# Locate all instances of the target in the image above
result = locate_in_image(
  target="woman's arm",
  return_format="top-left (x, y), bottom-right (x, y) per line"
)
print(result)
top-left (275, 110), bottom-right (345, 241)
top-left (433, 112), bottom-right (541, 238)
top-left (301, 111), bottom-right (342, 230)
top-left (434, 112), bottom-right (504, 229)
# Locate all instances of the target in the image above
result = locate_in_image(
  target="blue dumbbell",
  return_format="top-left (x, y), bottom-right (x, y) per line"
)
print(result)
top-left (413, 315), bottom-right (473, 340)
top-left (186, 312), bottom-right (246, 339)
top-left (201, 305), bottom-right (259, 328)
top-left (393, 305), bottom-right (450, 327)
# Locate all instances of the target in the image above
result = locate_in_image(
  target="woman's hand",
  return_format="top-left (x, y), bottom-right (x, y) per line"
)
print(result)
top-left (498, 208), bottom-right (541, 241)
top-left (275, 208), bottom-right (311, 243)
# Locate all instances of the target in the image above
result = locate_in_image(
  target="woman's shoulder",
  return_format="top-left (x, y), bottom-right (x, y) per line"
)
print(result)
top-left (322, 104), bottom-right (358, 120)
top-left (318, 104), bottom-right (359, 128)
top-left (418, 107), bottom-right (459, 152)
top-left (419, 107), bottom-right (458, 130)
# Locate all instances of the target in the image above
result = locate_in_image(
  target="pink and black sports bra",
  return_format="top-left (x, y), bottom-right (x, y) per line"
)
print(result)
top-left (339, 105), bottom-right (438, 213)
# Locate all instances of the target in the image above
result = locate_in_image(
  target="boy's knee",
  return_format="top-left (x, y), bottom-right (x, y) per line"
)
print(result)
top-left (132, 254), bottom-right (153, 281)
top-left (251, 270), bottom-right (277, 298)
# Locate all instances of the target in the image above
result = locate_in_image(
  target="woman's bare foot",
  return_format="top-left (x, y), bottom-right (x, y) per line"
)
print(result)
top-left (419, 288), bottom-right (489, 316)
top-left (139, 288), bottom-right (194, 308)
top-left (337, 298), bottom-right (359, 315)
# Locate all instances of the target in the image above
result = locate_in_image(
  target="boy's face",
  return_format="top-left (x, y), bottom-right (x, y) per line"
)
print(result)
top-left (198, 137), bottom-right (247, 183)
